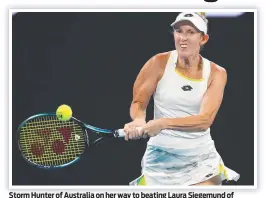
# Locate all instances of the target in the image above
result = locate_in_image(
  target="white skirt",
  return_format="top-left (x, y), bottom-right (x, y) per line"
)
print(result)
top-left (130, 132), bottom-right (240, 186)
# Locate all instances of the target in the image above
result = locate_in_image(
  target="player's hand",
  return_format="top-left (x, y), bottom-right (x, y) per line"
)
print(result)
top-left (123, 118), bottom-right (146, 141)
top-left (140, 119), bottom-right (166, 137)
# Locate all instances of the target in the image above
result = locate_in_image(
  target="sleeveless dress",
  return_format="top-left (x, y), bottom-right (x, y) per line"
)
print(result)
top-left (130, 50), bottom-right (240, 185)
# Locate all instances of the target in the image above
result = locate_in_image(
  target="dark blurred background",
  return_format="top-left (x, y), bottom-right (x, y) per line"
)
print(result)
top-left (12, 12), bottom-right (254, 185)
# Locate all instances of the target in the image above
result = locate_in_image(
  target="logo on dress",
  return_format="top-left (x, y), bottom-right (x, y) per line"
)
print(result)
top-left (181, 85), bottom-right (193, 91)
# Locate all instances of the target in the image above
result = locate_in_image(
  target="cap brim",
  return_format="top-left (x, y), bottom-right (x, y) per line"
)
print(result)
top-left (171, 19), bottom-right (203, 33)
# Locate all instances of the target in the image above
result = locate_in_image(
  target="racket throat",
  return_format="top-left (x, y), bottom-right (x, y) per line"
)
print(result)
top-left (89, 133), bottom-right (113, 146)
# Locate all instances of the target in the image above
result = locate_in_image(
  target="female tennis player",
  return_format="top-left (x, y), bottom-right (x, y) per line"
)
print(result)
top-left (123, 12), bottom-right (240, 186)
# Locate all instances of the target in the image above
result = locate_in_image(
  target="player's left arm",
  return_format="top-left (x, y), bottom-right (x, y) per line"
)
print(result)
top-left (162, 64), bottom-right (227, 132)
top-left (140, 64), bottom-right (227, 136)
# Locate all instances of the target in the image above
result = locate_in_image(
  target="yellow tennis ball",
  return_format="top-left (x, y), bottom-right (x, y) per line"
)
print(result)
top-left (56, 104), bottom-right (72, 121)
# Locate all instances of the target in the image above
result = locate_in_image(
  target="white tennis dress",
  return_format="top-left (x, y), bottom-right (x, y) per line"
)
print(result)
top-left (130, 50), bottom-right (240, 186)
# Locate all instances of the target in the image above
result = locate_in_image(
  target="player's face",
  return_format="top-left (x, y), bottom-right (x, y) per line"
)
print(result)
top-left (173, 21), bottom-right (208, 59)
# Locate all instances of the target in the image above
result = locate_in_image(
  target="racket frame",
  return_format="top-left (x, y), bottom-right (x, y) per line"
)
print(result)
top-left (17, 113), bottom-right (117, 169)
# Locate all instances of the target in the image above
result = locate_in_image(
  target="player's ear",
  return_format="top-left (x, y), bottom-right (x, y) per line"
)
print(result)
top-left (200, 34), bottom-right (209, 45)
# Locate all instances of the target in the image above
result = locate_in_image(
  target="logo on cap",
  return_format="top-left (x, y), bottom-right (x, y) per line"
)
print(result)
top-left (184, 14), bottom-right (194, 17)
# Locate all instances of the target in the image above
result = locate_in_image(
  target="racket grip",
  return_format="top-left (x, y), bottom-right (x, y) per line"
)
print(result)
top-left (114, 127), bottom-right (146, 139)
top-left (114, 129), bottom-right (126, 137)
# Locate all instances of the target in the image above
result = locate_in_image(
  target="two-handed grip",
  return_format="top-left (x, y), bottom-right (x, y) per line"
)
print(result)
top-left (114, 127), bottom-right (145, 138)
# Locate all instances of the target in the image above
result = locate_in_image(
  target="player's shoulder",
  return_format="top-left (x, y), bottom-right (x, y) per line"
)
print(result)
top-left (149, 51), bottom-right (172, 69)
top-left (210, 61), bottom-right (227, 79)
top-left (152, 51), bottom-right (171, 61)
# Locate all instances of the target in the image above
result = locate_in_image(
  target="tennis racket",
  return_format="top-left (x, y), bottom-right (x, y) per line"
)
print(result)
top-left (17, 113), bottom-right (127, 169)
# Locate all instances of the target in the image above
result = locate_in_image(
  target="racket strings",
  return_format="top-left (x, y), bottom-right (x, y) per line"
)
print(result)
top-left (19, 115), bottom-right (86, 167)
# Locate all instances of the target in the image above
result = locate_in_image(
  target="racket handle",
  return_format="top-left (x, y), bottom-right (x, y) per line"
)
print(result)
top-left (114, 127), bottom-right (146, 139)
top-left (114, 129), bottom-right (126, 137)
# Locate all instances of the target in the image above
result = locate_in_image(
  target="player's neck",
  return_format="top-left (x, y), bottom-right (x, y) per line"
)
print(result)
top-left (177, 55), bottom-right (201, 71)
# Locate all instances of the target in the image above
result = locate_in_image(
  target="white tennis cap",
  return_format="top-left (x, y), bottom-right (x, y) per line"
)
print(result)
top-left (171, 12), bottom-right (208, 34)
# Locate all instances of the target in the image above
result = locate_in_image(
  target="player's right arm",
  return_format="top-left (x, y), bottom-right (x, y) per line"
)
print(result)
top-left (124, 52), bottom-right (169, 140)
